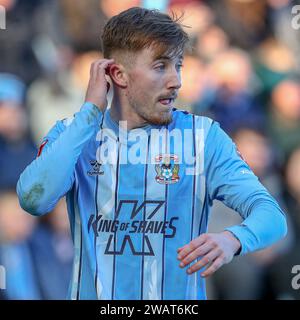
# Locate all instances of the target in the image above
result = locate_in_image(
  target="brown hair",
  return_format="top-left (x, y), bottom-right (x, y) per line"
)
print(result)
top-left (101, 7), bottom-right (189, 60)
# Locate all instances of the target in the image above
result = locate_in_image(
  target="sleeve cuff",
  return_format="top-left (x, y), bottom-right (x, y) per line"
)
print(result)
top-left (224, 224), bottom-right (256, 256)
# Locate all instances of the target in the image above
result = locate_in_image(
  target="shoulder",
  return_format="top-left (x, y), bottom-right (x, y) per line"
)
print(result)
top-left (171, 108), bottom-right (214, 134)
top-left (45, 116), bottom-right (74, 139)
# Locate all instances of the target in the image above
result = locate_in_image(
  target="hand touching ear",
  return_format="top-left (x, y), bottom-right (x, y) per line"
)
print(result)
top-left (85, 59), bottom-right (114, 111)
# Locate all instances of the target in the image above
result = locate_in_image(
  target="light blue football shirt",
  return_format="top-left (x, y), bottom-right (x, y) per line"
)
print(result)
top-left (17, 102), bottom-right (287, 300)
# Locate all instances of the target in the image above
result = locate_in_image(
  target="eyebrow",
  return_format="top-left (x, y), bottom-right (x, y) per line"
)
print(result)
top-left (154, 55), bottom-right (184, 62)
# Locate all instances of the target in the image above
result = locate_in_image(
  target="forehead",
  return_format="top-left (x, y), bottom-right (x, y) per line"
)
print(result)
top-left (134, 45), bottom-right (184, 63)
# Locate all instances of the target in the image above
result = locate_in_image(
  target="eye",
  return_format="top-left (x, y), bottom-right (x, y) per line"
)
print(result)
top-left (155, 63), bottom-right (165, 71)
top-left (176, 64), bottom-right (183, 71)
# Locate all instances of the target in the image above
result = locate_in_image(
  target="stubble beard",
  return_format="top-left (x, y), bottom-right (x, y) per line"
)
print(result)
top-left (129, 96), bottom-right (173, 126)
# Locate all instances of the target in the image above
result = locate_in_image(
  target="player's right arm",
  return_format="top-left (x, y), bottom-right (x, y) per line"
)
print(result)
top-left (17, 59), bottom-right (114, 215)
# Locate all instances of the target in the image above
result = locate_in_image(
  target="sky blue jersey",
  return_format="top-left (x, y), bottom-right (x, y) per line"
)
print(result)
top-left (17, 102), bottom-right (287, 300)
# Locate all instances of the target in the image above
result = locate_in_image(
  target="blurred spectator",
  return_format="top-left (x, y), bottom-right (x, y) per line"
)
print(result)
top-left (29, 198), bottom-right (73, 300)
top-left (267, 79), bottom-right (300, 160)
top-left (60, 0), bottom-right (107, 51)
top-left (233, 128), bottom-right (276, 181)
top-left (0, 192), bottom-right (73, 300)
top-left (27, 50), bottom-right (101, 144)
top-left (169, 1), bottom-right (214, 38)
top-left (0, 190), bottom-right (38, 299)
top-left (175, 54), bottom-right (209, 112)
top-left (100, 0), bottom-right (141, 18)
top-left (267, 0), bottom-right (300, 71)
top-left (0, 0), bottom-right (66, 84)
top-left (207, 126), bottom-right (290, 299)
top-left (208, 0), bottom-right (270, 49)
top-left (254, 37), bottom-right (298, 105)
top-left (267, 147), bottom-right (300, 299)
top-left (195, 25), bottom-right (229, 62)
top-left (0, 73), bottom-right (36, 190)
top-left (199, 48), bottom-right (264, 134)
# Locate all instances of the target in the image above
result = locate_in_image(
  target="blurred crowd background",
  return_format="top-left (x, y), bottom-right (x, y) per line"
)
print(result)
top-left (0, 0), bottom-right (300, 300)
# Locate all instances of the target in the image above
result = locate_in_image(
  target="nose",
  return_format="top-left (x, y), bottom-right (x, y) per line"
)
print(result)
top-left (166, 67), bottom-right (181, 90)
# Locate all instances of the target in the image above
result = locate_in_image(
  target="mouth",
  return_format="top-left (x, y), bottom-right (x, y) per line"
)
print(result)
top-left (158, 96), bottom-right (177, 107)
top-left (159, 98), bottom-right (174, 106)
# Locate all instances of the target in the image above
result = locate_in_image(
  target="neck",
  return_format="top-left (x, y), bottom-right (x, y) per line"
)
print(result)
top-left (109, 88), bottom-right (148, 130)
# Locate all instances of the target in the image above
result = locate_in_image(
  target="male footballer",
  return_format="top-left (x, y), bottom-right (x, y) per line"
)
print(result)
top-left (17, 7), bottom-right (287, 299)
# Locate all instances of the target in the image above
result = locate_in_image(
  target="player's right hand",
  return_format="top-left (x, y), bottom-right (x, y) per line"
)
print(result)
top-left (84, 59), bottom-right (114, 112)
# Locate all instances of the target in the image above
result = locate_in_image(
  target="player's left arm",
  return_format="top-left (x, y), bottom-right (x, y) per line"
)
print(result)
top-left (177, 121), bottom-right (287, 277)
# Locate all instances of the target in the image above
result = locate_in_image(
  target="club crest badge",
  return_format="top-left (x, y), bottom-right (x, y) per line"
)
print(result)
top-left (155, 154), bottom-right (180, 184)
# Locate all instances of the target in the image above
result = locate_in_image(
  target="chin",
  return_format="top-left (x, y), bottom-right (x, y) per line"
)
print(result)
top-left (148, 112), bottom-right (173, 126)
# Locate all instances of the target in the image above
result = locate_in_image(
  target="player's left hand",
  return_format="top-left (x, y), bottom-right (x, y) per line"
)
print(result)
top-left (177, 231), bottom-right (241, 278)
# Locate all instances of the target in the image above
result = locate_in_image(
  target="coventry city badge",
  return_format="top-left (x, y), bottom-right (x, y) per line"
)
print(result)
top-left (155, 154), bottom-right (180, 184)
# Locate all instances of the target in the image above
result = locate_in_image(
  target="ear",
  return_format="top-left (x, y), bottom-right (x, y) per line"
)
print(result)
top-left (107, 64), bottom-right (128, 88)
